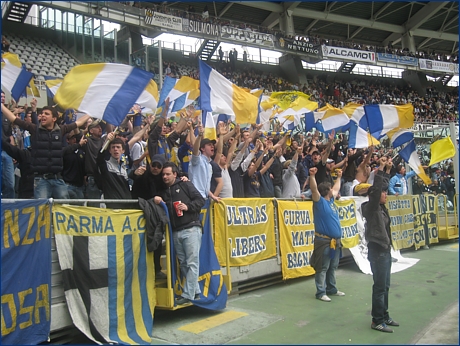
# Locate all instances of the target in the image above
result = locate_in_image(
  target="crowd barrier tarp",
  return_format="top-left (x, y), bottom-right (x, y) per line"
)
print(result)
top-left (166, 200), bottom-right (228, 310)
top-left (1, 199), bottom-right (52, 345)
top-left (321, 45), bottom-right (376, 63)
top-left (376, 53), bottom-right (418, 66)
top-left (144, 9), bottom-right (183, 31)
top-left (213, 198), bottom-right (277, 267)
top-left (419, 58), bottom-right (459, 75)
top-left (52, 205), bottom-right (155, 345)
top-left (277, 200), bottom-right (315, 280)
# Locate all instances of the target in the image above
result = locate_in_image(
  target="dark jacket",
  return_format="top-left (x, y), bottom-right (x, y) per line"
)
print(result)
top-left (13, 118), bottom-right (76, 174)
top-left (362, 170), bottom-right (391, 250)
top-left (138, 197), bottom-right (168, 252)
top-left (158, 179), bottom-right (205, 232)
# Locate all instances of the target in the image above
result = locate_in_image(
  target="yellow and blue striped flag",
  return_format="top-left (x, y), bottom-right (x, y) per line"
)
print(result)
top-left (1, 52), bottom-right (34, 102)
top-left (54, 63), bottom-right (158, 126)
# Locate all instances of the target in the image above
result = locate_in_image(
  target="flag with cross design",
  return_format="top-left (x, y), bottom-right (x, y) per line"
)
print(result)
top-left (53, 205), bottom-right (155, 345)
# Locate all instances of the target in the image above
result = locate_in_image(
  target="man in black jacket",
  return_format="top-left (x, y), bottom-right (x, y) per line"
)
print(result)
top-left (362, 156), bottom-right (399, 333)
top-left (154, 162), bottom-right (205, 305)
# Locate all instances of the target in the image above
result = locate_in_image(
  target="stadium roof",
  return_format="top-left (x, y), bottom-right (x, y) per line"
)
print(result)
top-left (161, 1), bottom-right (458, 55)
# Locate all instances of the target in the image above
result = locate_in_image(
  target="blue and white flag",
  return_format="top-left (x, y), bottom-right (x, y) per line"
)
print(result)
top-left (158, 76), bottom-right (199, 110)
top-left (399, 140), bottom-right (431, 185)
top-left (389, 129), bottom-right (414, 148)
top-left (53, 205), bottom-right (156, 345)
top-left (1, 199), bottom-right (52, 345)
top-left (364, 104), bottom-right (414, 139)
top-left (1, 52), bottom-right (34, 102)
top-left (44, 76), bottom-right (62, 98)
top-left (54, 63), bottom-right (158, 126)
top-left (343, 103), bottom-right (379, 148)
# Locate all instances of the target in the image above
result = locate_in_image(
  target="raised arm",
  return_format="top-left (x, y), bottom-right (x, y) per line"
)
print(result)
top-left (321, 129), bottom-right (335, 164)
top-left (309, 167), bottom-right (321, 202)
top-left (331, 169), bottom-right (342, 198)
top-left (192, 123), bottom-right (203, 156)
top-left (260, 147), bottom-right (280, 175)
top-left (214, 131), bottom-right (224, 164)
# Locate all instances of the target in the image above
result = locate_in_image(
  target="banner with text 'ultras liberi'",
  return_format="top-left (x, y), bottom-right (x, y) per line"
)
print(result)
top-left (1, 199), bottom-right (52, 345)
top-left (213, 198), bottom-right (277, 267)
top-left (53, 205), bottom-right (155, 345)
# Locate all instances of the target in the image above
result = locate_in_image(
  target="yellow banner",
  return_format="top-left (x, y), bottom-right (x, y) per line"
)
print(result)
top-left (387, 196), bottom-right (415, 250)
top-left (335, 199), bottom-right (360, 248)
top-left (424, 194), bottom-right (439, 244)
top-left (277, 200), bottom-right (315, 279)
top-left (412, 195), bottom-right (426, 250)
top-left (52, 205), bottom-right (155, 344)
top-left (213, 198), bottom-right (276, 267)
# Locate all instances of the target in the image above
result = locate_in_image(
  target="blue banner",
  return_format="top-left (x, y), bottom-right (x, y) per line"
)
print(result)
top-left (377, 53), bottom-right (418, 66)
top-left (1, 199), bottom-right (52, 345)
top-left (164, 199), bottom-right (228, 310)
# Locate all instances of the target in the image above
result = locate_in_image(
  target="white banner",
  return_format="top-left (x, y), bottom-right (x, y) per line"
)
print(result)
top-left (220, 26), bottom-right (274, 47)
top-left (419, 59), bottom-right (458, 75)
top-left (144, 10), bottom-right (182, 31)
top-left (321, 45), bottom-right (376, 63)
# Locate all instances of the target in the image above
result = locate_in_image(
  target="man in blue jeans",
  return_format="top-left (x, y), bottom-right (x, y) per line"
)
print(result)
top-left (154, 162), bottom-right (205, 305)
top-left (362, 156), bottom-right (399, 333)
top-left (309, 166), bottom-right (345, 302)
top-left (1, 104), bottom-right (89, 199)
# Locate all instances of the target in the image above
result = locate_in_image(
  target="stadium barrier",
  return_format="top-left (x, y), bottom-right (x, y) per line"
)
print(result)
top-left (1, 194), bottom-right (457, 339)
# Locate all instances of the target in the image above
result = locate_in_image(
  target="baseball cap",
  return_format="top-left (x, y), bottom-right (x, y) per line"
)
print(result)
top-left (67, 128), bottom-right (80, 139)
top-left (88, 119), bottom-right (102, 130)
top-left (200, 138), bottom-right (216, 149)
top-left (326, 158), bottom-right (334, 164)
top-left (311, 150), bottom-right (320, 156)
top-left (353, 183), bottom-right (372, 196)
top-left (150, 154), bottom-right (166, 166)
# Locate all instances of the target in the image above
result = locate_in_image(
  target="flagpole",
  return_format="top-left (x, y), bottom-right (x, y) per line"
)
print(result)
top-left (101, 126), bottom-right (119, 153)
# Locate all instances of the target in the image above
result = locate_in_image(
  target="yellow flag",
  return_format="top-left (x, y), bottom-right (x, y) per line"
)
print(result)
top-left (429, 137), bottom-right (456, 166)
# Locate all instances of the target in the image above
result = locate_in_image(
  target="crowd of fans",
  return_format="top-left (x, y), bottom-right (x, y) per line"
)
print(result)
top-left (155, 58), bottom-right (458, 124)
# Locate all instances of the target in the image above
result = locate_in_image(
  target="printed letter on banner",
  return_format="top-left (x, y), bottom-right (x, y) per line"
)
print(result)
top-left (387, 196), bottom-right (415, 250)
top-left (1, 199), bottom-right (51, 345)
top-left (52, 205), bottom-right (155, 345)
top-left (424, 194), bottom-right (439, 244)
top-left (277, 200), bottom-right (315, 279)
top-left (213, 198), bottom-right (276, 266)
top-left (412, 195), bottom-right (426, 250)
top-left (335, 199), bottom-right (360, 248)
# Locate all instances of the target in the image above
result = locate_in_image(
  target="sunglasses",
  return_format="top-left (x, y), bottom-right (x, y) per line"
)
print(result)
top-left (151, 163), bottom-right (162, 169)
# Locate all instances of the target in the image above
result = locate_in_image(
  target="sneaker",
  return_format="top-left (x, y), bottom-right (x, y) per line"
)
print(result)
top-left (156, 271), bottom-right (167, 280)
top-left (332, 291), bottom-right (345, 296)
top-left (371, 322), bottom-right (393, 333)
top-left (385, 318), bottom-right (400, 327)
top-left (319, 295), bottom-right (331, 302)
top-left (175, 296), bottom-right (189, 305)
top-left (423, 245), bottom-right (429, 250)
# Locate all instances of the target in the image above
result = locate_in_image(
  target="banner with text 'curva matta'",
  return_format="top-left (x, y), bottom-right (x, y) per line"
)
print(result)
top-left (1, 199), bottom-right (52, 345)
top-left (52, 205), bottom-right (155, 345)
top-left (213, 198), bottom-right (276, 267)
top-left (277, 200), bottom-right (315, 280)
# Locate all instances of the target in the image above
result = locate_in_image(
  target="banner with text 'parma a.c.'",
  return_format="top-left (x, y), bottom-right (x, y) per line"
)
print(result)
top-left (53, 205), bottom-right (155, 345)
top-left (213, 198), bottom-right (276, 267)
top-left (2, 199), bottom-right (52, 345)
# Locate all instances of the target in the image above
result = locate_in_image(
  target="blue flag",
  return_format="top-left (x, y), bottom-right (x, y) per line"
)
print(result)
top-left (162, 199), bottom-right (227, 310)
top-left (1, 199), bottom-right (52, 344)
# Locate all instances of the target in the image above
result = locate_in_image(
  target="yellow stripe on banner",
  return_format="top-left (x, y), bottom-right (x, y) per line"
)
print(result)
top-left (178, 311), bottom-right (248, 334)
top-left (54, 63), bottom-right (106, 110)
top-left (116, 236), bottom-right (136, 344)
top-left (451, 244), bottom-right (459, 249)
top-left (232, 84), bottom-right (258, 124)
top-left (131, 234), bottom-right (149, 341)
